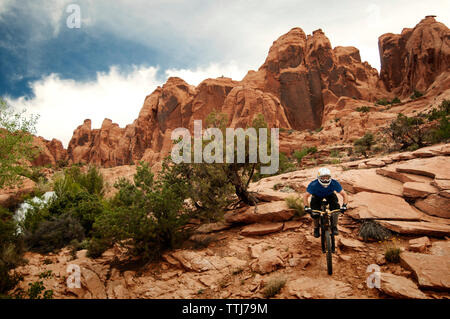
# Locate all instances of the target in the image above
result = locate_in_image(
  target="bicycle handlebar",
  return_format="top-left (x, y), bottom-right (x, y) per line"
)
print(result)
top-left (311, 209), bottom-right (342, 215)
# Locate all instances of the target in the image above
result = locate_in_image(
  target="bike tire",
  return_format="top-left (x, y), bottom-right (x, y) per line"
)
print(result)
top-left (331, 232), bottom-right (336, 253)
top-left (321, 225), bottom-right (326, 253)
top-left (325, 230), bottom-right (333, 275)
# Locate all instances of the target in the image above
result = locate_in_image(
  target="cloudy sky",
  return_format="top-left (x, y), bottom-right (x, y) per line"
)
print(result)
top-left (1, 0), bottom-right (449, 146)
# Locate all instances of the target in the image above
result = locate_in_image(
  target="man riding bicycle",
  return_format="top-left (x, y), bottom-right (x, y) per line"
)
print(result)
top-left (303, 167), bottom-right (348, 238)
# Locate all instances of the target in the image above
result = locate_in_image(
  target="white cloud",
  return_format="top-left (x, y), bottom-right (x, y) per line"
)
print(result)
top-left (6, 66), bottom-right (163, 147)
top-left (165, 61), bottom-right (249, 86)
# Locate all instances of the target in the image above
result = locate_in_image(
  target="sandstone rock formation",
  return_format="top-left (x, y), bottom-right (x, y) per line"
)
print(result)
top-left (379, 16), bottom-right (450, 97)
top-left (63, 17), bottom-right (449, 167)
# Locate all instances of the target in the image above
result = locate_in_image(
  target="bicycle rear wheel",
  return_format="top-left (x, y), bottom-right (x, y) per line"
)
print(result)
top-left (325, 230), bottom-right (333, 275)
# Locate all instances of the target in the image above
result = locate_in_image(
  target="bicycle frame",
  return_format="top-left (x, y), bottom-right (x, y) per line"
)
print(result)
top-left (311, 207), bottom-right (341, 275)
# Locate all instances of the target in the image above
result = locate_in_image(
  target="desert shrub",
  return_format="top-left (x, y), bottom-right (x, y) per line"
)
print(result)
top-left (314, 127), bottom-right (323, 133)
top-left (293, 147), bottom-right (317, 164)
top-left (86, 238), bottom-right (110, 258)
top-left (11, 280), bottom-right (53, 299)
top-left (24, 213), bottom-right (85, 254)
top-left (375, 98), bottom-right (389, 106)
top-left (427, 100), bottom-right (450, 121)
top-left (354, 133), bottom-right (375, 158)
top-left (356, 106), bottom-right (371, 113)
top-left (385, 247), bottom-right (401, 263)
top-left (92, 162), bottom-right (191, 261)
top-left (0, 207), bottom-right (25, 296)
top-left (21, 167), bottom-right (107, 237)
top-left (386, 113), bottom-right (426, 150)
top-left (410, 90), bottom-right (423, 100)
top-left (426, 100), bottom-right (450, 143)
top-left (262, 277), bottom-right (286, 298)
top-left (330, 158), bottom-right (341, 164)
top-left (330, 149), bottom-right (341, 158)
top-left (391, 97), bottom-right (401, 104)
top-left (285, 196), bottom-right (305, 217)
top-left (358, 220), bottom-right (391, 242)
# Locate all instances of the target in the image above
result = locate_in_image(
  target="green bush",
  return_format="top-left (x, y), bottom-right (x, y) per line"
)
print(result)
top-left (391, 97), bottom-right (401, 104)
top-left (330, 149), bottom-right (341, 158)
top-left (356, 106), bottom-right (371, 113)
top-left (22, 167), bottom-right (107, 238)
top-left (410, 90), bottom-right (423, 100)
top-left (354, 133), bottom-right (375, 158)
top-left (86, 238), bottom-right (110, 258)
top-left (386, 113), bottom-right (426, 150)
top-left (427, 100), bottom-right (450, 143)
top-left (92, 162), bottom-right (191, 262)
top-left (375, 98), bottom-right (389, 106)
top-left (293, 147), bottom-right (317, 164)
top-left (0, 207), bottom-right (25, 296)
top-left (24, 213), bottom-right (85, 254)
top-left (11, 280), bottom-right (53, 299)
top-left (385, 247), bottom-right (401, 263)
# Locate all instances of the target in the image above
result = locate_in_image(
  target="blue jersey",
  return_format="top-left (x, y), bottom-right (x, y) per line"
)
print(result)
top-left (306, 179), bottom-right (343, 198)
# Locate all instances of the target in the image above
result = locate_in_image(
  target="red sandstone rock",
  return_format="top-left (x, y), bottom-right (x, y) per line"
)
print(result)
top-left (379, 16), bottom-right (450, 97)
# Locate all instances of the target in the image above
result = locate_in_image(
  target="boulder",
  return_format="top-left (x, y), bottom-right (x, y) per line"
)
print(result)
top-left (195, 221), bottom-right (232, 234)
top-left (365, 160), bottom-right (385, 168)
top-left (403, 182), bottom-right (438, 198)
top-left (376, 167), bottom-right (431, 183)
top-left (378, 220), bottom-right (450, 237)
top-left (411, 150), bottom-right (436, 158)
top-left (429, 240), bottom-right (450, 257)
top-left (395, 156), bottom-right (450, 180)
top-left (287, 276), bottom-right (353, 299)
top-left (431, 179), bottom-right (450, 191)
top-left (224, 201), bottom-right (295, 224)
top-left (170, 251), bottom-right (215, 272)
top-left (67, 266), bottom-right (107, 299)
top-left (348, 192), bottom-right (421, 220)
top-left (283, 220), bottom-right (304, 231)
top-left (414, 194), bottom-right (450, 218)
top-left (408, 236), bottom-right (431, 252)
top-left (338, 237), bottom-right (365, 251)
top-left (253, 190), bottom-right (293, 202)
top-left (339, 169), bottom-right (404, 196)
top-left (240, 222), bottom-right (284, 236)
top-left (249, 243), bottom-right (268, 259)
top-left (378, 272), bottom-right (428, 299)
top-left (250, 249), bottom-right (284, 274)
top-left (400, 252), bottom-right (450, 290)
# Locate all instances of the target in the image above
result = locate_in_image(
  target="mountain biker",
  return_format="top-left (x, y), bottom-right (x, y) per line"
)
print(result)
top-left (303, 167), bottom-right (348, 238)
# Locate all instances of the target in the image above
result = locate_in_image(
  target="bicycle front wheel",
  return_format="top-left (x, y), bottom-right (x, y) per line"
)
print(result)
top-left (325, 230), bottom-right (333, 275)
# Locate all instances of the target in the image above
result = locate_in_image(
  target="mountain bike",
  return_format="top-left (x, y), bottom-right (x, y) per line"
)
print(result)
top-left (311, 200), bottom-right (342, 275)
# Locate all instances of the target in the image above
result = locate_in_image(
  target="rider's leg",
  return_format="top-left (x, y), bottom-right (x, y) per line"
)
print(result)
top-left (326, 193), bottom-right (340, 235)
top-left (310, 195), bottom-right (322, 238)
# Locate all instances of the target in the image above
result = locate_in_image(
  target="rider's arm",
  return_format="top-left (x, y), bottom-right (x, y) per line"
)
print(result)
top-left (303, 192), bottom-right (312, 207)
top-left (339, 189), bottom-right (348, 205)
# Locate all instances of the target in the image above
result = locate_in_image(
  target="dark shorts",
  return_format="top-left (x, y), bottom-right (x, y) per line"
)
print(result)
top-left (310, 192), bottom-right (340, 211)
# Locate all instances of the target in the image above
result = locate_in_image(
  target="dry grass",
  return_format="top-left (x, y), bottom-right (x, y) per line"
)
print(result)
top-left (262, 276), bottom-right (286, 298)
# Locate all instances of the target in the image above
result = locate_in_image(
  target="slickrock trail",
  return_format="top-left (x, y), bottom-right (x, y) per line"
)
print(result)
top-left (11, 144), bottom-right (450, 299)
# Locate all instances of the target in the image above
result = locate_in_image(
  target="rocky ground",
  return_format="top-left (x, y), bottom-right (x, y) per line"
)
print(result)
top-left (10, 143), bottom-right (450, 299)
